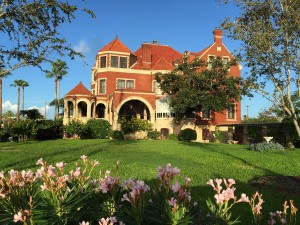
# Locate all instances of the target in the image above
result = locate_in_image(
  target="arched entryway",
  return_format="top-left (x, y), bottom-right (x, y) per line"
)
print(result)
top-left (78, 101), bottom-right (87, 117)
top-left (96, 103), bottom-right (106, 118)
top-left (67, 101), bottom-right (74, 118)
top-left (118, 100), bottom-right (150, 120)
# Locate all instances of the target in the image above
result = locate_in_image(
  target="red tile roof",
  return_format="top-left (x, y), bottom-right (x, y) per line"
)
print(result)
top-left (133, 43), bottom-right (182, 70)
top-left (152, 57), bottom-right (173, 70)
top-left (65, 82), bottom-right (93, 96)
top-left (98, 37), bottom-right (133, 54)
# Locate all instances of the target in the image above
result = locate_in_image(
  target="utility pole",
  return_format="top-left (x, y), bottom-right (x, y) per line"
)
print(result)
top-left (44, 101), bottom-right (47, 119)
top-left (246, 105), bottom-right (249, 119)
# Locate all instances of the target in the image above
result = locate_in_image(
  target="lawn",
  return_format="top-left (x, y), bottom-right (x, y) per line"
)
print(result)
top-left (0, 139), bottom-right (299, 224)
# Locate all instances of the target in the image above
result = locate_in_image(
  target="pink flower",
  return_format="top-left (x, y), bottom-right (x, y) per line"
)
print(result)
top-left (214, 193), bottom-right (225, 204)
top-left (36, 158), bottom-right (43, 165)
top-left (56, 162), bottom-right (66, 169)
top-left (168, 197), bottom-right (177, 207)
top-left (40, 182), bottom-right (47, 191)
top-left (185, 177), bottom-right (191, 186)
top-left (221, 187), bottom-right (236, 201)
top-left (80, 155), bottom-right (88, 163)
top-left (237, 193), bottom-right (249, 203)
top-left (13, 211), bottom-right (24, 223)
top-left (0, 171), bottom-right (4, 178)
top-left (47, 165), bottom-right (56, 176)
top-left (171, 181), bottom-right (181, 193)
top-left (79, 221), bottom-right (90, 225)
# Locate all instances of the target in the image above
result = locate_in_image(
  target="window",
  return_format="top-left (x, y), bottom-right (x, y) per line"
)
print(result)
top-left (117, 79), bottom-right (134, 89)
top-left (153, 81), bottom-right (162, 95)
top-left (111, 56), bottom-right (118, 68)
top-left (208, 55), bottom-right (215, 69)
top-left (222, 57), bottom-right (229, 65)
top-left (120, 57), bottom-right (127, 68)
top-left (100, 56), bottom-right (106, 68)
top-left (202, 109), bottom-right (211, 119)
top-left (222, 57), bottom-right (229, 70)
top-left (155, 112), bottom-right (174, 118)
top-left (99, 79), bottom-right (106, 94)
top-left (126, 80), bottom-right (134, 89)
top-left (110, 56), bottom-right (128, 68)
top-left (227, 104), bottom-right (236, 119)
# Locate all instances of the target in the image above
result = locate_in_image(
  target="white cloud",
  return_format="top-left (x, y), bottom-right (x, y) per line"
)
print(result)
top-left (73, 40), bottom-right (90, 54)
top-left (2, 101), bottom-right (17, 113)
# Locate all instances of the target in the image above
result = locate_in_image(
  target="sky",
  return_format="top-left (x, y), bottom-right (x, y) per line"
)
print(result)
top-left (3, 0), bottom-right (272, 119)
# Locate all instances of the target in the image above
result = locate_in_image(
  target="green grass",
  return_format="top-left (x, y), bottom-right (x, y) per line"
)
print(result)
top-left (0, 139), bottom-right (299, 224)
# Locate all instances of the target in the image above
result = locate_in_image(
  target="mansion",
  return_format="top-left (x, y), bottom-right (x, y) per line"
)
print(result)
top-left (63, 30), bottom-right (242, 142)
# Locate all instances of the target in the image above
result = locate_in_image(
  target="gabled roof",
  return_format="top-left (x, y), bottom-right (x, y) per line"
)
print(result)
top-left (65, 82), bottom-right (93, 96)
top-left (98, 37), bottom-right (133, 54)
top-left (152, 57), bottom-right (174, 70)
top-left (133, 44), bottom-right (182, 70)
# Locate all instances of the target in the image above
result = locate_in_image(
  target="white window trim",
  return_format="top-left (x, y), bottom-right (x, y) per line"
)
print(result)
top-left (110, 55), bottom-right (128, 69)
top-left (99, 56), bottom-right (107, 68)
top-left (116, 78), bottom-right (135, 89)
top-left (98, 78), bottom-right (107, 94)
top-left (153, 80), bottom-right (162, 95)
top-left (207, 55), bottom-right (216, 69)
top-left (227, 103), bottom-right (237, 120)
top-left (222, 56), bottom-right (230, 71)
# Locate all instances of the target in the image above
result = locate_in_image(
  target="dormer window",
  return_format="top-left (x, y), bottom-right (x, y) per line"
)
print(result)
top-left (100, 56), bottom-right (106, 68)
top-left (110, 56), bottom-right (128, 68)
top-left (120, 57), bottom-right (127, 68)
top-left (111, 56), bottom-right (119, 68)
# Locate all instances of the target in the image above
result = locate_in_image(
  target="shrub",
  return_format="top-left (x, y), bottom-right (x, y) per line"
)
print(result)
top-left (168, 133), bottom-right (178, 141)
top-left (147, 130), bottom-right (160, 140)
top-left (10, 120), bottom-right (34, 141)
top-left (85, 119), bottom-right (112, 139)
top-left (214, 130), bottom-right (223, 143)
top-left (35, 120), bottom-right (63, 140)
top-left (178, 128), bottom-right (197, 142)
top-left (119, 117), bottom-right (152, 134)
top-left (0, 129), bottom-right (11, 142)
top-left (249, 142), bottom-right (285, 152)
top-left (111, 130), bottom-right (124, 140)
top-left (64, 119), bottom-right (87, 139)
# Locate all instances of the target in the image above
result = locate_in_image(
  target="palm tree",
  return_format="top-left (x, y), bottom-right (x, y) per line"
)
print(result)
top-left (20, 80), bottom-right (29, 111)
top-left (3, 110), bottom-right (14, 128)
top-left (10, 79), bottom-right (25, 122)
top-left (46, 60), bottom-right (68, 119)
top-left (0, 59), bottom-right (11, 126)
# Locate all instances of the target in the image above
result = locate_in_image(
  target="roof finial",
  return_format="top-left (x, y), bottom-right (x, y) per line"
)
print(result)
top-left (116, 35), bottom-right (118, 39)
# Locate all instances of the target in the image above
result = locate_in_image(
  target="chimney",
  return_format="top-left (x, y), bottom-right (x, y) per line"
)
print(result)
top-left (152, 40), bottom-right (158, 44)
top-left (142, 43), bottom-right (152, 70)
top-left (213, 29), bottom-right (223, 43)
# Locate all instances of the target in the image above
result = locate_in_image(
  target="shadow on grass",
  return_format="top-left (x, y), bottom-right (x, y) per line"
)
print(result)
top-left (1, 139), bottom-right (139, 171)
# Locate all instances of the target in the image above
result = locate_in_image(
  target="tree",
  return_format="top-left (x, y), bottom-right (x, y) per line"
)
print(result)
top-left (218, 0), bottom-right (300, 137)
top-left (49, 98), bottom-right (64, 117)
top-left (0, 58), bottom-right (11, 125)
top-left (20, 109), bottom-right (43, 120)
top-left (46, 60), bottom-right (68, 119)
top-left (20, 80), bottom-right (29, 111)
top-left (0, 0), bottom-right (95, 77)
top-left (10, 79), bottom-right (26, 121)
top-left (3, 110), bottom-right (14, 128)
top-left (155, 57), bottom-right (241, 122)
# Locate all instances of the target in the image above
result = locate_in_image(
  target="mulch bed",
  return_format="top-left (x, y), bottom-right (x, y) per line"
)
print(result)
top-left (249, 176), bottom-right (300, 196)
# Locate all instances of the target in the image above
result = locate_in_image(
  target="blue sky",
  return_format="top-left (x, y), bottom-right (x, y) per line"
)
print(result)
top-left (3, 0), bottom-right (271, 119)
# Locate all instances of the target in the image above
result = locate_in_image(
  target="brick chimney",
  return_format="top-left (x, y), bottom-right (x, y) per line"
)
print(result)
top-left (213, 29), bottom-right (223, 43)
top-left (142, 43), bottom-right (152, 70)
